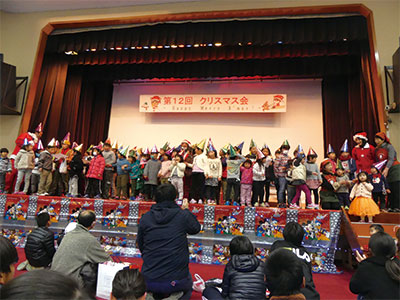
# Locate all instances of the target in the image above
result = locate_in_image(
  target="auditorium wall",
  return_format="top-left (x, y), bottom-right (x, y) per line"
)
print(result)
top-left (108, 79), bottom-right (323, 155)
top-left (0, 0), bottom-right (399, 152)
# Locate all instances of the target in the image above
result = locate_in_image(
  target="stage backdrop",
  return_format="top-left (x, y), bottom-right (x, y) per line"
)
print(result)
top-left (108, 79), bottom-right (323, 156)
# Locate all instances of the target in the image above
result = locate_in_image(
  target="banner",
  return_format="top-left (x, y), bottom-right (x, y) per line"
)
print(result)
top-left (139, 94), bottom-right (287, 113)
top-left (4, 195), bottom-right (29, 221)
top-left (36, 197), bottom-right (61, 223)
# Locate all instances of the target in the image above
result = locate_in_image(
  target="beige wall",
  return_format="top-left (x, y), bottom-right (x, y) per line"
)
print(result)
top-left (1, 0), bottom-right (399, 152)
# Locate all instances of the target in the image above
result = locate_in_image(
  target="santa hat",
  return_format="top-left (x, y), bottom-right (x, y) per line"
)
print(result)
top-left (181, 139), bottom-right (191, 146)
top-left (151, 145), bottom-right (158, 153)
top-left (320, 158), bottom-right (332, 170)
top-left (104, 138), bottom-right (112, 146)
top-left (327, 144), bottom-right (335, 154)
top-left (236, 141), bottom-right (244, 151)
top-left (353, 132), bottom-right (368, 142)
top-left (37, 140), bottom-right (44, 150)
top-left (307, 147), bottom-right (317, 157)
top-left (120, 145), bottom-right (129, 157)
top-left (35, 122), bottom-right (43, 133)
top-left (340, 139), bottom-right (349, 153)
top-left (256, 148), bottom-right (265, 160)
top-left (372, 160), bottom-right (387, 171)
top-left (62, 132), bottom-right (71, 145)
top-left (375, 132), bottom-right (390, 144)
top-left (74, 144), bottom-right (83, 152)
top-left (48, 138), bottom-right (56, 147)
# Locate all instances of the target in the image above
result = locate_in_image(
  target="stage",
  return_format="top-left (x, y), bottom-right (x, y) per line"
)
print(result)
top-left (1, 193), bottom-right (342, 274)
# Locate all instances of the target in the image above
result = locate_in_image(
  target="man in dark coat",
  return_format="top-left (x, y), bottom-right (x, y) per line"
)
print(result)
top-left (24, 211), bottom-right (55, 268)
top-left (270, 222), bottom-right (320, 300)
top-left (137, 184), bottom-right (201, 300)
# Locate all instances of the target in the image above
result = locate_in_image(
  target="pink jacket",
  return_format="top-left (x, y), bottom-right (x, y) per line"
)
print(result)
top-left (86, 155), bottom-right (105, 180)
top-left (240, 166), bottom-right (253, 184)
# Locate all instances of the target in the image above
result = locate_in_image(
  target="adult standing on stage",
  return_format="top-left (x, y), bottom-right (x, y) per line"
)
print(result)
top-left (5, 123), bottom-right (42, 193)
top-left (352, 132), bottom-right (375, 174)
top-left (374, 132), bottom-right (400, 212)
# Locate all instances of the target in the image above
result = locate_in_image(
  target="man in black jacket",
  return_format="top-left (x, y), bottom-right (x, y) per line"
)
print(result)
top-left (137, 184), bottom-right (201, 300)
top-left (270, 222), bottom-right (320, 300)
top-left (24, 211), bottom-right (55, 269)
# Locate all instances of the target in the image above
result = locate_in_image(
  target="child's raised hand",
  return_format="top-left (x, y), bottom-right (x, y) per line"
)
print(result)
top-left (386, 189), bottom-right (391, 194)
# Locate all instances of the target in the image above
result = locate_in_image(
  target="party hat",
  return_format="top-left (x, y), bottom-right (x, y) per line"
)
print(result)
top-left (229, 144), bottom-right (237, 158)
top-left (256, 148), bottom-right (265, 159)
top-left (337, 159), bottom-right (344, 170)
top-left (263, 143), bottom-right (269, 149)
top-left (62, 132), bottom-right (71, 145)
top-left (55, 140), bottom-right (60, 148)
top-left (142, 148), bottom-right (150, 155)
top-left (98, 142), bottom-right (104, 151)
top-left (161, 142), bottom-right (170, 151)
top-left (111, 140), bottom-right (118, 149)
top-left (221, 143), bottom-right (229, 153)
top-left (208, 139), bottom-right (216, 153)
top-left (86, 145), bottom-right (93, 153)
top-left (340, 139), bottom-right (349, 153)
top-left (104, 138), bottom-right (112, 146)
top-left (175, 145), bottom-right (182, 152)
top-left (48, 138), bottom-right (56, 147)
top-left (236, 141), bottom-right (244, 151)
top-left (120, 145), bottom-right (129, 157)
top-left (151, 145), bottom-right (158, 153)
top-left (71, 142), bottom-right (78, 149)
top-left (128, 149), bottom-right (136, 157)
top-left (249, 139), bottom-right (256, 148)
top-left (22, 138), bottom-right (30, 146)
top-left (281, 139), bottom-right (290, 148)
top-left (35, 122), bottom-right (43, 133)
top-left (74, 144), bottom-right (83, 152)
top-left (166, 148), bottom-right (174, 155)
top-left (296, 144), bottom-right (304, 154)
top-left (307, 147), bottom-right (317, 157)
top-left (373, 160), bottom-right (387, 171)
top-left (327, 144), bottom-right (335, 154)
top-left (37, 139), bottom-right (44, 150)
top-left (196, 139), bottom-right (206, 151)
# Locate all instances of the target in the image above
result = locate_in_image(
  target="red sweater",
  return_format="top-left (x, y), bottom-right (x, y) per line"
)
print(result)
top-left (86, 155), bottom-right (105, 180)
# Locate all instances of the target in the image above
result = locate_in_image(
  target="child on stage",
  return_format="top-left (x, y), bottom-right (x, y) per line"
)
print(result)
top-left (338, 139), bottom-right (356, 180)
top-left (348, 171), bottom-right (380, 222)
top-left (84, 146), bottom-right (105, 199)
top-left (143, 146), bottom-right (161, 201)
top-left (336, 163), bottom-right (352, 209)
top-left (0, 148), bottom-right (12, 193)
top-left (226, 146), bottom-right (245, 205)
top-left (204, 142), bottom-right (222, 205)
top-left (326, 144), bottom-right (337, 174)
top-left (240, 159), bottom-right (253, 206)
top-left (37, 139), bottom-right (57, 196)
top-left (67, 144), bottom-right (84, 197)
top-left (128, 152), bottom-right (140, 200)
top-left (305, 148), bottom-right (322, 206)
top-left (319, 159), bottom-right (340, 210)
top-left (169, 155), bottom-right (186, 200)
top-left (370, 162), bottom-right (391, 210)
top-left (14, 139), bottom-right (35, 195)
top-left (158, 153), bottom-right (172, 185)
top-left (252, 150), bottom-right (267, 207)
top-left (114, 147), bottom-right (131, 200)
top-left (290, 153), bottom-right (316, 209)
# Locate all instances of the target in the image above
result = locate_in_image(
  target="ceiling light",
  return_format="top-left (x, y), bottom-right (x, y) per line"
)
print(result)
top-left (194, 44), bottom-right (199, 47)
top-left (157, 45), bottom-right (163, 49)
top-left (277, 41), bottom-right (283, 44)
top-left (207, 43), bottom-right (213, 46)
top-left (136, 46), bottom-right (142, 49)
top-left (116, 47), bottom-right (122, 50)
top-left (171, 45), bottom-right (178, 48)
top-left (164, 45), bottom-right (170, 48)
top-left (131, 46), bottom-right (136, 49)
top-left (150, 45), bottom-right (156, 49)
top-left (214, 42), bottom-right (222, 47)
top-left (110, 47), bottom-right (115, 50)
top-left (65, 51), bottom-right (78, 55)
top-left (90, 48), bottom-right (96, 51)
top-left (143, 46), bottom-right (149, 49)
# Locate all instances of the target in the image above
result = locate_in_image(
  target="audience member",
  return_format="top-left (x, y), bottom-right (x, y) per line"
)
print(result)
top-left (111, 268), bottom-right (147, 300)
top-left (0, 236), bottom-right (18, 289)
top-left (137, 184), bottom-right (201, 300)
top-left (270, 222), bottom-right (320, 299)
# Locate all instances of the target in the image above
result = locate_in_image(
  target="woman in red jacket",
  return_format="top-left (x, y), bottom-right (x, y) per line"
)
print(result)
top-left (85, 147), bottom-right (105, 198)
top-left (352, 132), bottom-right (375, 174)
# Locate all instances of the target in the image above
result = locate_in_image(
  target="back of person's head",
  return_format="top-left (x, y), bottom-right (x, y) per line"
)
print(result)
top-left (283, 222), bottom-right (305, 247)
top-left (111, 268), bottom-right (146, 300)
top-left (36, 211), bottom-right (50, 227)
top-left (369, 232), bottom-right (400, 282)
top-left (77, 210), bottom-right (96, 228)
top-left (265, 249), bottom-right (304, 296)
top-left (369, 224), bottom-right (384, 234)
top-left (0, 236), bottom-right (18, 284)
top-left (154, 184), bottom-right (177, 203)
top-left (229, 236), bottom-right (254, 256)
top-left (0, 269), bottom-right (86, 299)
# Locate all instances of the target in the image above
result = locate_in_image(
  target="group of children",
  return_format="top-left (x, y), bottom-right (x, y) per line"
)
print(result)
top-left (0, 134), bottom-right (390, 217)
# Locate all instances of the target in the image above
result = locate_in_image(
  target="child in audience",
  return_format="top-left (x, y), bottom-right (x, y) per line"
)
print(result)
top-left (201, 236), bottom-right (266, 300)
top-left (226, 148), bottom-right (245, 205)
top-left (270, 222), bottom-right (320, 299)
top-left (290, 154), bottom-right (316, 209)
top-left (319, 160), bottom-right (340, 210)
top-left (0, 236), bottom-right (18, 287)
top-left (326, 144), bottom-right (337, 173)
top-left (240, 159), bottom-right (253, 206)
top-left (115, 150), bottom-right (131, 200)
top-left (349, 171), bottom-right (380, 222)
top-left (265, 248), bottom-right (306, 300)
top-left (0, 148), bottom-right (12, 193)
top-left (336, 164), bottom-right (352, 209)
top-left (67, 145), bottom-right (84, 197)
top-left (305, 148), bottom-right (322, 206)
top-left (158, 154), bottom-right (172, 185)
top-left (143, 149), bottom-right (161, 201)
top-left (111, 268), bottom-right (147, 300)
top-left (14, 139), bottom-right (35, 195)
top-left (204, 149), bottom-right (222, 204)
top-left (38, 140), bottom-right (57, 196)
top-left (338, 139), bottom-right (357, 180)
top-left (85, 147), bottom-right (105, 198)
top-left (128, 153), bottom-right (140, 200)
top-left (24, 211), bottom-right (55, 269)
top-left (370, 165), bottom-right (390, 210)
top-left (369, 224), bottom-right (384, 235)
top-left (169, 155), bottom-right (186, 200)
top-left (252, 155), bottom-right (267, 207)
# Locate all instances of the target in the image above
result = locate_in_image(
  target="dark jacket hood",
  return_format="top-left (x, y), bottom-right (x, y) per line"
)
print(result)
top-left (231, 254), bottom-right (260, 272)
top-left (150, 201), bottom-right (180, 224)
top-left (366, 255), bottom-right (389, 266)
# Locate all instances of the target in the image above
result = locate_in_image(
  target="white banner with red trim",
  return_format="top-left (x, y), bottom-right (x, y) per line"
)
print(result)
top-left (139, 94), bottom-right (287, 113)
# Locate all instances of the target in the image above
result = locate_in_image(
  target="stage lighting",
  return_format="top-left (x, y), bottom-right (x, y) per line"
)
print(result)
top-left (157, 46), bottom-right (163, 49)
top-left (124, 47), bottom-right (129, 50)
top-left (186, 44), bottom-right (192, 47)
top-left (143, 46), bottom-right (149, 49)
top-left (116, 47), bottom-right (122, 50)
top-left (277, 41), bottom-right (283, 44)
top-left (131, 46), bottom-right (136, 49)
top-left (194, 44), bottom-right (199, 47)
top-left (164, 45), bottom-right (170, 48)
top-left (85, 48), bottom-right (90, 52)
top-left (214, 42), bottom-right (222, 47)
top-left (171, 45), bottom-right (178, 48)
top-left (178, 44), bottom-right (185, 48)
top-left (238, 42), bottom-right (242, 46)
top-left (103, 48), bottom-right (107, 51)
top-left (64, 51), bottom-right (78, 55)
top-left (110, 47), bottom-right (115, 50)
top-left (150, 46), bottom-right (156, 49)
top-left (207, 43), bottom-right (213, 46)
top-left (90, 48), bottom-right (96, 51)
top-left (343, 38), bottom-right (348, 41)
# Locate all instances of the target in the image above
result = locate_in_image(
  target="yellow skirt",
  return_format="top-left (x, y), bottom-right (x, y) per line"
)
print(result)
top-left (348, 196), bottom-right (380, 217)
